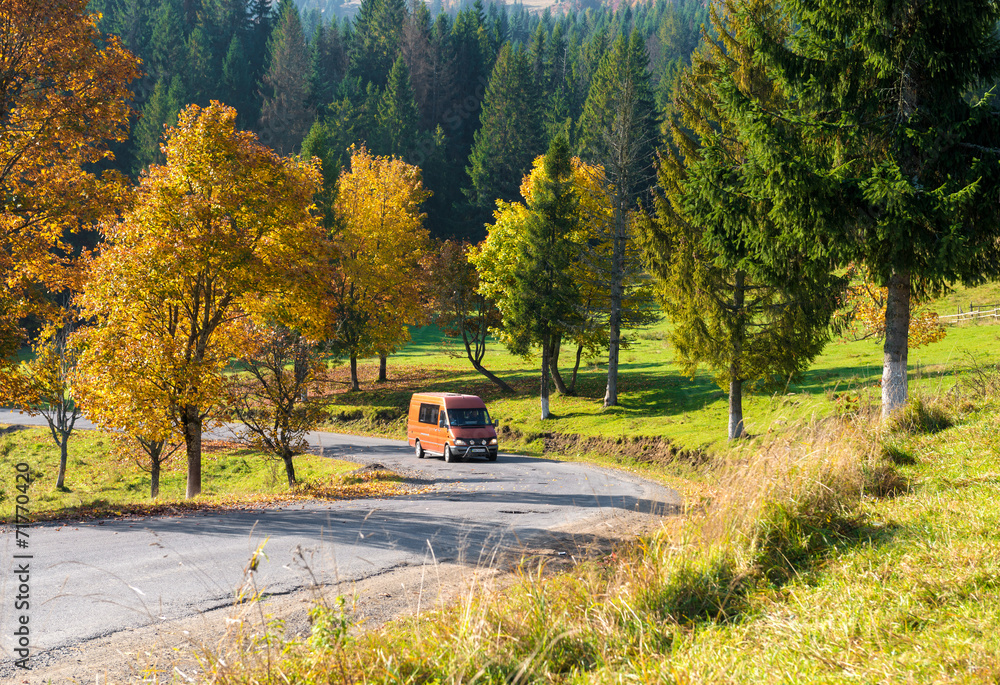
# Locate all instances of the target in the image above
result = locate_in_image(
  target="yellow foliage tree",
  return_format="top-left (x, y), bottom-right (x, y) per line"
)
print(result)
top-left (842, 265), bottom-right (946, 348)
top-left (0, 0), bottom-right (139, 399)
top-left (325, 147), bottom-right (431, 390)
top-left (77, 103), bottom-right (324, 499)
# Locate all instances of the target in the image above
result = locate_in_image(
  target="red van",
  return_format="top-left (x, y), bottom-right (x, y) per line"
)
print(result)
top-left (407, 393), bottom-right (498, 463)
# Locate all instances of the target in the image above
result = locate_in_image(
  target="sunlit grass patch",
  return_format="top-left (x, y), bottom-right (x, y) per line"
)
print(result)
top-left (0, 427), bottom-right (407, 523)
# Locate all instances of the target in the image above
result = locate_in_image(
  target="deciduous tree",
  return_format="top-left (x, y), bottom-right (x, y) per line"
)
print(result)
top-left (0, 0), bottom-right (139, 400)
top-left (429, 240), bottom-right (513, 393)
top-left (17, 325), bottom-right (83, 490)
top-left (225, 325), bottom-right (327, 487)
top-left (323, 147), bottom-right (430, 390)
top-left (78, 103), bottom-right (323, 498)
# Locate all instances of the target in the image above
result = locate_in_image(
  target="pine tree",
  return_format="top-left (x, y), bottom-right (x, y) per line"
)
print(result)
top-left (465, 43), bottom-right (543, 211)
top-left (222, 34), bottom-right (256, 127)
top-left (132, 77), bottom-right (184, 173)
top-left (258, 0), bottom-right (312, 153)
top-left (147, 0), bottom-right (186, 84)
top-left (376, 56), bottom-right (420, 158)
top-left (725, 0), bottom-right (1000, 416)
top-left (350, 0), bottom-right (407, 88)
top-left (185, 25), bottom-right (214, 105)
top-left (577, 32), bottom-right (659, 408)
top-left (637, 0), bottom-right (844, 440)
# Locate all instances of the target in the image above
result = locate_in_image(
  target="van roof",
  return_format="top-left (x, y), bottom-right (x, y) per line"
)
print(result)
top-left (412, 392), bottom-right (487, 408)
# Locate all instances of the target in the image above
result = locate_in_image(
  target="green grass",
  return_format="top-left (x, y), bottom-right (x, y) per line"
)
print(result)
top-left (203, 390), bottom-right (1000, 684)
top-left (0, 428), bottom-right (399, 522)
top-left (320, 298), bottom-right (1000, 458)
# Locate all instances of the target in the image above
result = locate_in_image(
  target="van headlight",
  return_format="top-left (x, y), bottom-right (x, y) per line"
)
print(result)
top-left (454, 439), bottom-right (468, 446)
top-left (489, 438), bottom-right (497, 445)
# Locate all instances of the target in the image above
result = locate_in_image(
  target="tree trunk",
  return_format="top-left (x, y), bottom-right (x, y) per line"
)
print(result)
top-left (604, 209), bottom-right (626, 407)
top-left (56, 436), bottom-right (68, 489)
top-left (471, 360), bottom-right (515, 393)
top-left (349, 355), bottom-right (360, 391)
top-left (568, 344), bottom-right (584, 395)
top-left (282, 451), bottom-right (296, 488)
top-left (151, 459), bottom-right (160, 499)
top-left (549, 334), bottom-right (570, 395)
top-left (882, 270), bottom-right (911, 418)
top-left (184, 405), bottom-right (203, 499)
top-left (377, 353), bottom-right (387, 383)
top-left (540, 332), bottom-right (551, 419)
top-left (463, 327), bottom-right (514, 392)
top-left (728, 376), bottom-right (745, 440)
top-left (729, 270), bottom-right (746, 440)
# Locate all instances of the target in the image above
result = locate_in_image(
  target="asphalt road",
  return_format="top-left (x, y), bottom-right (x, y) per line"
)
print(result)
top-left (0, 410), bottom-right (679, 668)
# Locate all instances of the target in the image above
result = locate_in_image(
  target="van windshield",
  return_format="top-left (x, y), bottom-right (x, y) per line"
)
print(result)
top-left (446, 408), bottom-right (492, 427)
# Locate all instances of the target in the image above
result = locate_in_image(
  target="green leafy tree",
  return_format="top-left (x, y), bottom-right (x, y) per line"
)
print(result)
top-left (719, 0), bottom-right (1000, 417)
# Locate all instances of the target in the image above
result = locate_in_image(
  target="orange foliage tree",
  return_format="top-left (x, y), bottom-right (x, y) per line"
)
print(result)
top-left (76, 103), bottom-right (324, 499)
top-left (0, 0), bottom-right (139, 399)
top-left (842, 265), bottom-right (946, 348)
top-left (324, 147), bottom-right (431, 390)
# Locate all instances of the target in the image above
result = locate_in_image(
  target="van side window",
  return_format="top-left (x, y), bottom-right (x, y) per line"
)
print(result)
top-left (418, 403), bottom-right (439, 425)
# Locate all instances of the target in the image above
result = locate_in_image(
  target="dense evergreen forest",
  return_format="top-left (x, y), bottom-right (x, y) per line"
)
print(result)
top-left (88, 0), bottom-right (708, 239)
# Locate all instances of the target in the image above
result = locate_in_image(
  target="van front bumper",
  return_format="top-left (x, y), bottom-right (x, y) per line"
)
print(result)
top-left (457, 445), bottom-right (498, 460)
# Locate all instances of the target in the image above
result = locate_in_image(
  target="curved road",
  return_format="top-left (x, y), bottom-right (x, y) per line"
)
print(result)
top-left (0, 410), bottom-right (679, 669)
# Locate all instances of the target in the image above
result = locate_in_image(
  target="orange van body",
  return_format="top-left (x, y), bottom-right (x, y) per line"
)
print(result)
top-left (407, 393), bottom-right (498, 463)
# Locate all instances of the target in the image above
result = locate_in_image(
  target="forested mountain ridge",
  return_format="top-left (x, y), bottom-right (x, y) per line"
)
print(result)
top-left (87, 0), bottom-right (708, 240)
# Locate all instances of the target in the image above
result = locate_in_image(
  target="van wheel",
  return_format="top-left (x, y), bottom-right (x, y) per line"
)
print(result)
top-left (487, 451), bottom-right (497, 462)
top-left (444, 445), bottom-right (458, 463)
top-left (414, 440), bottom-right (424, 459)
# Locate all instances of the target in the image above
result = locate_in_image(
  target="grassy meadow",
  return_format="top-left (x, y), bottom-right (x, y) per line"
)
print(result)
top-left (0, 428), bottom-right (403, 523)
top-left (319, 280), bottom-right (1000, 458)
top-left (206, 356), bottom-right (1000, 683)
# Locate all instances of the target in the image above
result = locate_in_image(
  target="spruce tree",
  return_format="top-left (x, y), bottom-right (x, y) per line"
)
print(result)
top-left (723, 0), bottom-right (1000, 416)
top-left (259, 0), bottom-right (312, 153)
top-left (222, 34), bottom-right (256, 127)
top-left (577, 32), bottom-right (659, 408)
top-left (147, 0), bottom-right (186, 84)
top-left (310, 21), bottom-right (345, 109)
top-left (508, 135), bottom-right (579, 420)
top-left (376, 56), bottom-right (420, 158)
top-left (133, 75), bottom-right (185, 173)
top-left (637, 0), bottom-right (844, 440)
top-left (465, 43), bottom-right (543, 211)
top-left (350, 0), bottom-right (407, 88)
top-left (185, 25), bottom-right (214, 105)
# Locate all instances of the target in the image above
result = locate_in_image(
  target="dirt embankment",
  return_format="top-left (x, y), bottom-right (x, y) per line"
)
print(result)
top-left (497, 425), bottom-right (708, 468)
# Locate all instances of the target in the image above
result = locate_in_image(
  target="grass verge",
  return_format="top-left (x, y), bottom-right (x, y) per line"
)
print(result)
top-left (0, 427), bottom-right (409, 523)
